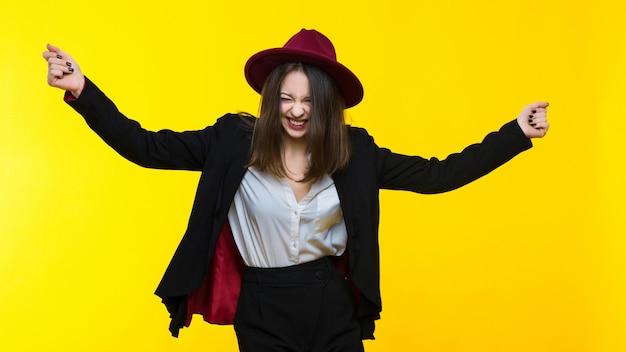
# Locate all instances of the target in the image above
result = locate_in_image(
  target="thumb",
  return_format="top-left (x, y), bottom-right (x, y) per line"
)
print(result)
top-left (47, 43), bottom-right (60, 53)
top-left (46, 43), bottom-right (68, 57)
top-left (529, 101), bottom-right (549, 110)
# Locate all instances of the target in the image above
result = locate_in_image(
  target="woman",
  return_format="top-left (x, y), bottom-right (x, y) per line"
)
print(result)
top-left (43, 29), bottom-right (549, 351)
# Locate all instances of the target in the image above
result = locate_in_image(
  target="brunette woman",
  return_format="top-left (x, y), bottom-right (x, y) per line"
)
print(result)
top-left (43, 29), bottom-right (549, 352)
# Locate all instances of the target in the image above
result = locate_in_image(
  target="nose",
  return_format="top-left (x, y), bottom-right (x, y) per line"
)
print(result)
top-left (290, 102), bottom-right (307, 118)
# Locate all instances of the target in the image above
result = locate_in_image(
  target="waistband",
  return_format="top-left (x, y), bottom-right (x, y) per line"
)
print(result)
top-left (243, 256), bottom-right (338, 285)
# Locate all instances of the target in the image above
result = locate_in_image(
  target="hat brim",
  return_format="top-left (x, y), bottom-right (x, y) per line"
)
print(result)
top-left (245, 48), bottom-right (364, 108)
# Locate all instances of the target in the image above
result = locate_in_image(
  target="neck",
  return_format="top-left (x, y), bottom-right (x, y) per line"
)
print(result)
top-left (282, 136), bottom-right (308, 156)
top-left (282, 138), bottom-right (310, 181)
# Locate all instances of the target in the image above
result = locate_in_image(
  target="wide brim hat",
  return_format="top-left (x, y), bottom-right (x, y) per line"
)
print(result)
top-left (244, 29), bottom-right (364, 108)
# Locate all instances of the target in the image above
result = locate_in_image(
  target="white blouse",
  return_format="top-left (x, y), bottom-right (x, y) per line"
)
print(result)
top-left (227, 166), bottom-right (347, 268)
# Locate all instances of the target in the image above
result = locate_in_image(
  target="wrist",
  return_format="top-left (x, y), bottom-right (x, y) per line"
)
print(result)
top-left (69, 75), bottom-right (86, 98)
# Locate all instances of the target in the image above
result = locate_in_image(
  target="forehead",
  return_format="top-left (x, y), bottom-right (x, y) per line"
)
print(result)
top-left (280, 70), bottom-right (310, 96)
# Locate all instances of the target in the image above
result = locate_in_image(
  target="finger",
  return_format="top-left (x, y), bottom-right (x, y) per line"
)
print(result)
top-left (42, 51), bottom-right (57, 60)
top-left (530, 122), bottom-right (550, 135)
top-left (48, 62), bottom-right (75, 75)
top-left (42, 50), bottom-right (65, 65)
top-left (528, 101), bottom-right (549, 110)
top-left (46, 43), bottom-right (62, 55)
top-left (49, 67), bottom-right (65, 80)
top-left (529, 114), bottom-right (546, 122)
top-left (43, 55), bottom-right (71, 69)
top-left (527, 112), bottom-right (546, 126)
top-left (45, 44), bottom-right (73, 63)
top-left (44, 44), bottom-right (62, 61)
top-left (43, 53), bottom-right (75, 76)
top-left (530, 118), bottom-right (547, 127)
top-left (49, 61), bottom-right (74, 73)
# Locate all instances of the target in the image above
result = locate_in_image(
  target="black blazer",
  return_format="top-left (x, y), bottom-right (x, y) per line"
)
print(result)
top-left (67, 77), bottom-right (533, 338)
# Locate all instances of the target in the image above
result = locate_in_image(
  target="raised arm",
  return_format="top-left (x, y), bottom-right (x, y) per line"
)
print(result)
top-left (377, 103), bottom-right (550, 193)
top-left (42, 44), bottom-right (211, 171)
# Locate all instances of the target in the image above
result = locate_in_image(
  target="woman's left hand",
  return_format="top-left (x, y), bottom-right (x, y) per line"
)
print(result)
top-left (517, 102), bottom-right (550, 138)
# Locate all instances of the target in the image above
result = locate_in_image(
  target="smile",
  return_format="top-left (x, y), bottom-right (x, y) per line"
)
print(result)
top-left (289, 119), bottom-right (306, 126)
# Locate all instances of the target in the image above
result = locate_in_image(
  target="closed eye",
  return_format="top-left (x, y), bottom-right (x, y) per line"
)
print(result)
top-left (280, 93), bottom-right (311, 103)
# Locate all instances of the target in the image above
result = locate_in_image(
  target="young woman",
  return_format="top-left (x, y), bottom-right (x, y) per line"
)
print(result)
top-left (43, 29), bottom-right (549, 352)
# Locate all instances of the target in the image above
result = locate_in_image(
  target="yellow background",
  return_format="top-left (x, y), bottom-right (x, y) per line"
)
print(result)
top-left (2, 0), bottom-right (625, 351)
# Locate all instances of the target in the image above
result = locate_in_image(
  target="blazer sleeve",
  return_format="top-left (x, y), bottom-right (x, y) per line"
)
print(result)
top-left (375, 120), bottom-right (533, 193)
top-left (65, 77), bottom-right (212, 171)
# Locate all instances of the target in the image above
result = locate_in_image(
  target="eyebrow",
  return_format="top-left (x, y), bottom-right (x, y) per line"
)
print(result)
top-left (280, 92), bottom-right (311, 99)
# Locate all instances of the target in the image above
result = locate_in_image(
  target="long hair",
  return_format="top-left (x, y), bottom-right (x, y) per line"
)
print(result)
top-left (247, 62), bottom-right (351, 182)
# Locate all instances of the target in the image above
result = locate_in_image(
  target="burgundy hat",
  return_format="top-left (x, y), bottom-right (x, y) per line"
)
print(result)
top-left (244, 29), bottom-right (364, 108)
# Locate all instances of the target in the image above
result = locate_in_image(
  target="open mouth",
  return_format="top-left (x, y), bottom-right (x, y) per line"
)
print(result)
top-left (288, 118), bottom-right (308, 129)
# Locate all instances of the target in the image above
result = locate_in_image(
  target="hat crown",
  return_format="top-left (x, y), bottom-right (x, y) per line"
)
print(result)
top-left (283, 29), bottom-right (337, 61)
top-left (244, 29), bottom-right (363, 107)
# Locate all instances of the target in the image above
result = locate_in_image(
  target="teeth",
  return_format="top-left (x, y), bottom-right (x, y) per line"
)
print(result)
top-left (290, 119), bottom-right (305, 126)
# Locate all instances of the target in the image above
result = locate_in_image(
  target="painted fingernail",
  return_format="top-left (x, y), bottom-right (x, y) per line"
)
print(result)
top-left (532, 110), bottom-right (537, 113)
top-left (529, 114), bottom-right (534, 118)
top-left (66, 62), bottom-right (72, 67)
top-left (56, 55), bottom-right (62, 59)
top-left (68, 67), bottom-right (74, 72)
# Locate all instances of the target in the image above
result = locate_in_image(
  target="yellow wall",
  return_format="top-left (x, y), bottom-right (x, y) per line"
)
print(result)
top-left (2, 0), bottom-right (625, 351)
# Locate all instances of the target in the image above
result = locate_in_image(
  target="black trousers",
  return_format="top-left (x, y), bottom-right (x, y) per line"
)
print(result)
top-left (234, 257), bottom-right (364, 352)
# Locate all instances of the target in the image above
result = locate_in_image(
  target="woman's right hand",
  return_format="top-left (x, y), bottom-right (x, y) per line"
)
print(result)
top-left (42, 44), bottom-right (85, 98)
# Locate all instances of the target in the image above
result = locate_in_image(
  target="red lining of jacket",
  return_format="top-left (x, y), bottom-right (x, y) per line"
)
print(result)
top-left (185, 221), bottom-right (354, 326)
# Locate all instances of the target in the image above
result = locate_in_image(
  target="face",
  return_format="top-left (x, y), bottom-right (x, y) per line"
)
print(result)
top-left (279, 70), bottom-right (311, 141)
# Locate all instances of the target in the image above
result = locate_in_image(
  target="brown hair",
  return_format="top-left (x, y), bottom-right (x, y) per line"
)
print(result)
top-left (247, 62), bottom-right (351, 182)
